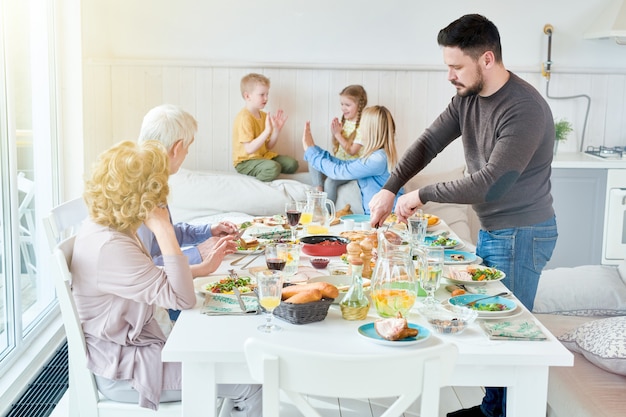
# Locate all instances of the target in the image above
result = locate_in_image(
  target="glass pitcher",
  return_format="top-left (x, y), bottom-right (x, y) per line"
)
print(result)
top-left (302, 190), bottom-right (335, 234)
top-left (370, 229), bottom-right (418, 318)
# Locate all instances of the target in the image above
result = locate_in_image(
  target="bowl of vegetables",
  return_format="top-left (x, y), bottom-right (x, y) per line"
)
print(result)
top-left (445, 264), bottom-right (505, 285)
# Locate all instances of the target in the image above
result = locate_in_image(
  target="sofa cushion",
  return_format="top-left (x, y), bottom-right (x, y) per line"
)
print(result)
top-left (558, 316), bottom-right (626, 376)
top-left (533, 265), bottom-right (626, 316)
top-left (168, 169), bottom-right (311, 222)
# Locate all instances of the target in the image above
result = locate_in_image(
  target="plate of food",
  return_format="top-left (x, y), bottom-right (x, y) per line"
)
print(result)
top-left (424, 213), bottom-right (441, 229)
top-left (447, 294), bottom-right (518, 318)
top-left (194, 275), bottom-right (256, 295)
top-left (444, 250), bottom-right (482, 265)
top-left (424, 234), bottom-right (462, 249)
top-left (358, 320), bottom-right (430, 347)
top-left (445, 264), bottom-right (505, 285)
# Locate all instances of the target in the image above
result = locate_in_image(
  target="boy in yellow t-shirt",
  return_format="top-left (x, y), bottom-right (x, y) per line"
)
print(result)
top-left (232, 73), bottom-right (298, 181)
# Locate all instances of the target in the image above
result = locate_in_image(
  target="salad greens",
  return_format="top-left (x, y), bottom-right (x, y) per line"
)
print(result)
top-left (205, 276), bottom-right (254, 294)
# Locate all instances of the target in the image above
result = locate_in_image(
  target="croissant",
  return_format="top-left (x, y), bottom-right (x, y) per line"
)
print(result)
top-left (331, 204), bottom-right (353, 226)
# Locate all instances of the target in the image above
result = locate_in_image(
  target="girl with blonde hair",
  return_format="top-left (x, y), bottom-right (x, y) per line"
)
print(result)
top-left (72, 140), bottom-right (262, 414)
top-left (309, 85), bottom-right (368, 203)
top-left (303, 105), bottom-right (403, 214)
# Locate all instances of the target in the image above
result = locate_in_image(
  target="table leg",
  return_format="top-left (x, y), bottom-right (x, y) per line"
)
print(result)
top-left (506, 366), bottom-right (549, 417)
top-left (182, 361), bottom-right (218, 417)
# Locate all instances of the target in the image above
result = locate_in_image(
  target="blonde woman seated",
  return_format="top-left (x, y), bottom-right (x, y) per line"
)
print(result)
top-left (71, 140), bottom-right (262, 415)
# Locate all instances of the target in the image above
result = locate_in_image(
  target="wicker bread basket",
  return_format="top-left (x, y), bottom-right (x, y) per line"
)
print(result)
top-left (272, 298), bottom-right (334, 324)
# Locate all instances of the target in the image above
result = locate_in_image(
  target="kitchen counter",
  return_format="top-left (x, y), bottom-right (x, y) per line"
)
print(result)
top-left (552, 152), bottom-right (626, 169)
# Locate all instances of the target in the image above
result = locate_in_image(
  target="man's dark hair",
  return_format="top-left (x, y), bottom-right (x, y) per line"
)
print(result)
top-left (437, 14), bottom-right (502, 62)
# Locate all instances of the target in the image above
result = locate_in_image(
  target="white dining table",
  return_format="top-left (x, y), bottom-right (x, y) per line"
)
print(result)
top-left (162, 222), bottom-right (573, 417)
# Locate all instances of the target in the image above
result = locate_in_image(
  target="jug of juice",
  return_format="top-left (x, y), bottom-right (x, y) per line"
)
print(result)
top-left (302, 190), bottom-right (335, 234)
top-left (370, 229), bottom-right (418, 318)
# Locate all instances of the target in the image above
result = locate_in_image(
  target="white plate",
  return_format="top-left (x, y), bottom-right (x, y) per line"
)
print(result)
top-left (358, 322), bottom-right (430, 346)
top-left (444, 265), bottom-right (505, 285)
top-left (193, 275), bottom-right (257, 295)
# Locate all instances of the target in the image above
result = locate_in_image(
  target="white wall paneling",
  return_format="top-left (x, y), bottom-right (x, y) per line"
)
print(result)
top-left (83, 61), bottom-right (626, 174)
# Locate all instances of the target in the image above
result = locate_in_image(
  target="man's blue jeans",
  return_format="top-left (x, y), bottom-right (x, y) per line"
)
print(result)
top-left (476, 215), bottom-right (558, 417)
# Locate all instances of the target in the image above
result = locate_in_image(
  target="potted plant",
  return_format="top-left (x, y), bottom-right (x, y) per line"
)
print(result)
top-left (553, 118), bottom-right (573, 155)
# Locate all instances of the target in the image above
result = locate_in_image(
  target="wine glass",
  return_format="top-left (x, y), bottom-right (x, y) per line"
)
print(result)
top-left (256, 271), bottom-right (283, 333)
top-left (265, 244), bottom-right (286, 271)
top-left (285, 201), bottom-right (302, 242)
top-left (420, 245), bottom-right (444, 306)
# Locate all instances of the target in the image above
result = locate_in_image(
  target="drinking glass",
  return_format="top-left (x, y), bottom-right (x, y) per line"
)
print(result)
top-left (256, 271), bottom-right (283, 333)
top-left (285, 201), bottom-right (302, 242)
top-left (420, 245), bottom-right (444, 306)
top-left (276, 242), bottom-right (302, 280)
top-left (408, 209), bottom-right (428, 247)
top-left (265, 244), bottom-right (286, 271)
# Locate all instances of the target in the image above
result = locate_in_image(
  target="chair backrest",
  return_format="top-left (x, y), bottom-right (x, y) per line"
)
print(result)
top-left (44, 197), bottom-right (88, 251)
top-left (244, 337), bottom-right (458, 417)
top-left (51, 236), bottom-right (182, 416)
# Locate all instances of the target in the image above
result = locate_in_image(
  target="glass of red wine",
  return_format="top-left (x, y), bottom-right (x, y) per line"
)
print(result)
top-left (265, 244), bottom-right (286, 271)
top-left (285, 201), bottom-right (302, 242)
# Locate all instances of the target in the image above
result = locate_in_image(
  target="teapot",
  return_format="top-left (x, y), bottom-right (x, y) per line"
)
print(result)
top-left (302, 190), bottom-right (335, 234)
top-left (370, 229), bottom-right (419, 318)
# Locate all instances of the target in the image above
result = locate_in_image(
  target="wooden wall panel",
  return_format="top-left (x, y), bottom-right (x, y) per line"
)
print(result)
top-left (83, 61), bottom-right (626, 176)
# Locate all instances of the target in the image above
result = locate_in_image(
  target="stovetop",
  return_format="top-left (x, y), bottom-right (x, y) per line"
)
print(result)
top-left (585, 146), bottom-right (626, 159)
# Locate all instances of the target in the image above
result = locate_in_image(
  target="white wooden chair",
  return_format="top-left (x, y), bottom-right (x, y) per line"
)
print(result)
top-left (43, 197), bottom-right (88, 251)
top-left (244, 337), bottom-right (458, 417)
top-left (17, 172), bottom-right (37, 283)
top-left (51, 236), bottom-right (182, 416)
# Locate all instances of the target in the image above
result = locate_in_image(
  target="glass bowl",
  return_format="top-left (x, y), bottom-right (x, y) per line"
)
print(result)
top-left (310, 257), bottom-right (330, 269)
top-left (418, 304), bottom-right (478, 335)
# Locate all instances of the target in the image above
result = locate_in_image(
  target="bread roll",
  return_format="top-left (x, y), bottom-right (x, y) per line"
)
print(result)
top-left (281, 282), bottom-right (339, 300)
top-left (284, 289), bottom-right (323, 304)
top-left (306, 282), bottom-right (339, 299)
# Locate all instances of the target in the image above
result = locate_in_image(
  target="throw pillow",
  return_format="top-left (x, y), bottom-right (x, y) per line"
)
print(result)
top-left (533, 265), bottom-right (626, 316)
top-left (558, 316), bottom-right (626, 376)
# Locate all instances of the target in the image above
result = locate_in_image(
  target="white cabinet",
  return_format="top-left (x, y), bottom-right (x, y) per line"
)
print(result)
top-left (546, 168), bottom-right (607, 268)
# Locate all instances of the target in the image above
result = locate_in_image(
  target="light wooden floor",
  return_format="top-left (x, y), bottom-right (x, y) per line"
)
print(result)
top-left (49, 386), bottom-right (485, 416)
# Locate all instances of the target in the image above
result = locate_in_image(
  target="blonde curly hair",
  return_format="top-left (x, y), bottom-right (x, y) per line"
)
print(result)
top-left (84, 140), bottom-right (170, 232)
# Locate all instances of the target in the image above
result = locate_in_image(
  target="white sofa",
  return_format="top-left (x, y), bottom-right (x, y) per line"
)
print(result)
top-left (168, 166), bottom-right (479, 246)
top-left (533, 263), bottom-right (626, 417)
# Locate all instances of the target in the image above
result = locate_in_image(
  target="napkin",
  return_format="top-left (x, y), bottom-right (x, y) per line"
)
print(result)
top-left (202, 293), bottom-right (259, 316)
top-left (481, 319), bottom-right (547, 341)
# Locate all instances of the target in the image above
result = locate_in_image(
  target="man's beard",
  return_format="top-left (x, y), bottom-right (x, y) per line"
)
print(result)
top-left (452, 69), bottom-right (484, 97)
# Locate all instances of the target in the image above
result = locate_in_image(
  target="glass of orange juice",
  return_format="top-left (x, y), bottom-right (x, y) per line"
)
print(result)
top-left (256, 271), bottom-right (283, 333)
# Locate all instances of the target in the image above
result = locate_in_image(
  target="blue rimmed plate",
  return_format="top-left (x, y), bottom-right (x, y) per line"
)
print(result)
top-left (448, 294), bottom-right (517, 318)
top-left (341, 214), bottom-right (371, 223)
top-left (444, 250), bottom-right (480, 265)
top-left (357, 322), bottom-right (430, 346)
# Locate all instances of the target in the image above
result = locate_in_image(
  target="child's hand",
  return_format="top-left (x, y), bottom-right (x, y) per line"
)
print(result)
top-left (302, 121), bottom-right (315, 150)
top-left (270, 109), bottom-right (288, 132)
top-left (330, 117), bottom-right (343, 137)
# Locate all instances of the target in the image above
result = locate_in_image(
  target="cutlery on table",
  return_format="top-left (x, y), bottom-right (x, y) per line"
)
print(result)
top-left (241, 250), bottom-right (264, 269)
top-left (459, 291), bottom-right (510, 308)
top-left (228, 269), bottom-right (250, 313)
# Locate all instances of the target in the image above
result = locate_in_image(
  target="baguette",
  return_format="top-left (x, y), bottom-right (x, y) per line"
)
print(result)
top-left (281, 282), bottom-right (339, 300)
top-left (284, 289), bottom-right (323, 304)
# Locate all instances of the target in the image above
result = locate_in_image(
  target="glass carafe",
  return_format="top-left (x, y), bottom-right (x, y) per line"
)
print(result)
top-left (370, 229), bottom-right (418, 318)
top-left (303, 190), bottom-right (335, 235)
top-left (340, 259), bottom-right (370, 320)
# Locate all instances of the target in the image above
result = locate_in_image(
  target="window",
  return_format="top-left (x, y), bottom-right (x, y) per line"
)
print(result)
top-left (1, 0), bottom-right (59, 369)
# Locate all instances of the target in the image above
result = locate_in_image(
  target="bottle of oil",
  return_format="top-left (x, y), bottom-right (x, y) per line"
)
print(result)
top-left (340, 258), bottom-right (369, 320)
